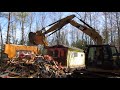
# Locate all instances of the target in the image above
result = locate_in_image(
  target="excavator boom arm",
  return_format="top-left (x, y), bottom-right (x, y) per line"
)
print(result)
top-left (29, 15), bottom-right (75, 46)
top-left (70, 20), bottom-right (103, 45)
top-left (43, 15), bottom-right (75, 34)
top-left (29, 14), bottom-right (103, 46)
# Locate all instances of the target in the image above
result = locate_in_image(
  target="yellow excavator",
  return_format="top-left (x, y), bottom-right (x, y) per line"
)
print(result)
top-left (29, 14), bottom-right (103, 46)
top-left (29, 14), bottom-right (120, 71)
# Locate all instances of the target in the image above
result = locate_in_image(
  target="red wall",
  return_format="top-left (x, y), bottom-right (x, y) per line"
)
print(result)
top-left (47, 47), bottom-right (68, 66)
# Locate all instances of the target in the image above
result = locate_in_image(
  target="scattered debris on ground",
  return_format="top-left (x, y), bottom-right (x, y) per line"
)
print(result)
top-left (0, 53), bottom-right (67, 78)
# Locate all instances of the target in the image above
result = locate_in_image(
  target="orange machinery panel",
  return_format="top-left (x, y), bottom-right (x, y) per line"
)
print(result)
top-left (4, 44), bottom-right (39, 59)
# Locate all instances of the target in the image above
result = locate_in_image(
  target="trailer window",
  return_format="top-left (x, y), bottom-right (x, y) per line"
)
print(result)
top-left (74, 52), bottom-right (78, 57)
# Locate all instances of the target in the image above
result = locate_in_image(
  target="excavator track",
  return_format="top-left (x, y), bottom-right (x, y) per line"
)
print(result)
top-left (67, 68), bottom-right (120, 78)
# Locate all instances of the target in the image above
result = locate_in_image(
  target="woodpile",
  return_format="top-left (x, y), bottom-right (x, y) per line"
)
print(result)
top-left (0, 54), bottom-right (67, 78)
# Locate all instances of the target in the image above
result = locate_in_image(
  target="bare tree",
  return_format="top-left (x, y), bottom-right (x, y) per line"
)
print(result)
top-left (70, 25), bottom-right (76, 46)
top-left (29, 12), bottom-right (34, 32)
top-left (15, 12), bottom-right (29, 45)
top-left (40, 12), bottom-right (46, 29)
top-left (115, 12), bottom-right (120, 52)
top-left (88, 12), bottom-right (94, 45)
top-left (9, 13), bottom-right (15, 44)
top-left (53, 12), bottom-right (63, 45)
top-left (0, 24), bottom-right (3, 61)
top-left (35, 12), bottom-right (47, 31)
top-left (0, 13), bottom-right (3, 52)
top-left (107, 12), bottom-right (114, 45)
top-left (102, 12), bottom-right (109, 44)
top-left (81, 12), bottom-right (87, 45)
top-left (48, 12), bottom-right (65, 45)
top-left (6, 12), bottom-right (11, 44)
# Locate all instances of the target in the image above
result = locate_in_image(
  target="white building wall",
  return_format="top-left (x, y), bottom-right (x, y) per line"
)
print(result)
top-left (67, 50), bottom-right (85, 68)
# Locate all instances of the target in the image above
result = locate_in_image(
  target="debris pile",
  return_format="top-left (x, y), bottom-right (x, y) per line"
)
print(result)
top-left (0, 54), bottom-right (67, 78)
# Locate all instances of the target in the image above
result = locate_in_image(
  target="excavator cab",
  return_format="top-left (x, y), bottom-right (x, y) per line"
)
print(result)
top-left (85, 45), bottom-right (120, 69)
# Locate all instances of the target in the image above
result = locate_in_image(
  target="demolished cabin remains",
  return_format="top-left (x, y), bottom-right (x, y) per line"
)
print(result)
top-left (46, 45), bottom-right (85, 69)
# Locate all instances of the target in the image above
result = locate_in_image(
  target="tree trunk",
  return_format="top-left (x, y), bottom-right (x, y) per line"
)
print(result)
top-left (105, 12), bottom-right (108, 44)
top-left (118, 22), bottom-right (120, 52)
top-left (21, 19), bottom-right (24, 45)
top-left (109, 13), bottom-right (113, 44)
top-left (6, 12), bottom-right (11, 44)
top-left (14, 23), bottom-right (17, 44)
top-left (82, 12), bottom-right (87, 45)
top-left (29, 21), bottom-right (32, 32)
top-left (0, 24), bottom-right (3, 61)
top-left (116, 12), bottom-right (120, 52)
top-left (11, 23), bottom-right (14, 44)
